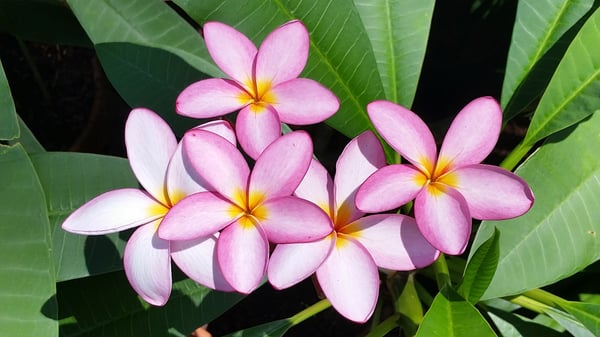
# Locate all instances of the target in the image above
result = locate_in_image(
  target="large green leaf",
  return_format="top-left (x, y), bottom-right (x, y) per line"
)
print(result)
top-left (487, 308), bottom-right (568, 337)
top-left (353, 0), bottom-right (434, 107)
top-left (415, 286), bottom-right (497, 337)
top-left (459, 228), bottom-right (499, 304)
top-left (501, 0), bottom-right (593, 114)
top-left (473, 110), bottom-right (600, 300)
top-left (545, 307), bottom-right (595, 337)
top-left (30, 152), bottom-right (138, 281)
top-left (523, 6), bottom-right (600, 145)
top-left (58, 270), bottom-right (243, 337)
top-left (562, 301), bottom-right (600, 337)
top-left (9, 116), bottom-right (45, 153)
top-left (66, 0), bottom-right (221, 77)
top-left (0, 145), bottom-right (56, 336)
top-left (0, 59), bottom-right (19, 141)
top-left (173, 0), bottom-right (385, 138)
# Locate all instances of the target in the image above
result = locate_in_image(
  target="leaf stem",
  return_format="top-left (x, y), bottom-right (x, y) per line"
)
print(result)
top-left (288, 299), bottom-right (331, 326)
top-left (499, 140), bottom-right (533, 171)
top-left (508, 288), bottom-right (569, 314)
top-left (432, 254), bottom-right (450, 290)
top-left (365, 313), bottom-right (400, 337)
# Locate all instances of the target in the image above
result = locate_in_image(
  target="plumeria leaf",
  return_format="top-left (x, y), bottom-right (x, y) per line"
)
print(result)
top-left (0, 145), bottom-right (56, 336)
top-left (0, 59), bottom-right (19, 141)
top-left (58, 270), bottom-right (243, 337)
top-left (486, 308), bottom-right (567, 337)
top-left (561, 301), bottom-right (600, 336)
top-left (459, 228), bottom-right (500, 304)
top-left (353, 0), bottom-right (435, 107)
top-left (501, 0), bottom-right (593, 118)
top-left (172, 0), bottom-right (386, 138)
top-left (473, 110), bottom-right (600, 300)
top-left (30, 152), bottom-right (138, 282)
top-left (523, 6), bottom-right (600, 145)
top-left (222, 319), bottom-right (292, 337)
top-left (545, 307), bottom-right (596, 337)
top-left (10, 116), bottom-right (45, 153)
top-left (415, 286), bottom-right (496, 337)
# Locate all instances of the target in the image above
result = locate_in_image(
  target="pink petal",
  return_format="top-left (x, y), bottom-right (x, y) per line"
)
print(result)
top-left (235, 105), bottom-right (282, 159)
top-left (203, 21), bottom-right (257, 83)
top-left (217, 219), bottom-right (269, 294)
top-left (294, 159), bottom-right (334, 217)
top-left (170, 234), bottom-right (234, 292)
top-left (271, 78), bottom-right (339, 124)
top-left (255, 20), bottom-right (308, 86)
top-left (158, 192), bottom-right (236, 241)
top-left (414, 185), bottom-right (471, 255)
top-left (367, 100), bottom-right (437, 173)
top-left (355, 164), bottom-right (424, 213)
top-left (438, 97), bottom-right (502, 167)
top-left (182, 129), bottom-right (249, 202)
top-left (340, 214), bottom-right (439, 270)
top-left (452, 164), bottom-right (534, 220)
top-left (192, 119), bottom-right (237, 146)
top-left (334, 131), bottom-right (386, 224)
top-left (125, 108), bottom-right (177, 205)
top-left (62, 189), bottom-right (166, 235)
top-left (249, 131), bottom-right (312, 198)
top-left (316, 236), bottom-right (379, 323)
top-left (268, 235), bottom-right (334, 289)
top-left (176, 78), bottom-right (247, 118)
top-left (123, 221), bottom-right (171, 306)
top-left (258, 196), bottom-right (333, 244)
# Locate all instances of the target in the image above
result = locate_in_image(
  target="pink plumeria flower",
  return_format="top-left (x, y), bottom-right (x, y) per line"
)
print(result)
top-left (62, 108), bottom-right (235, 305)
top-left (356, 97), bottom-right (535, 255)
top-left (267, 131), bottom-right (439, 323)
top-left (158, 130), bottom-right (332, 294)
top-left (176, 20), bottom-right (339, 159)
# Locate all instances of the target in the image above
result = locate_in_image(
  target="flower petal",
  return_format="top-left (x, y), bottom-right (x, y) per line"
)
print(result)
top-left (158, 192), bottom-right (235, 241)
top-left (176, 78), bottom-right (247, 118)
top-left (182, 129), bottom-right (249, 202)
top-left (203, 21), bottom-right (257, 83)
top-left (334, 131), bottom-right (386, 224)
top-left (367, 100), bottom-right (437, 173)
top-left (438, 96), bottom-right (502, 167)
top-left (192, 119), bottom-right (237, 146)
top-left (295, 159), bottom-right (334, 217)
top-left (259, 196), bottom-right (333, 244)
top-left (271, 78), bottom-right (339, 124)
top-left (217, 219), bottom-right (269, 294)
top-left (62, 189), bottom-right (165, 235)
top-left (170, 234), bottom-right (234, 292)
top-left (123, 221), bottom-right (171, 306)
top-left (355, 164), bottom-right (424, 213)
top-left (249, 131), bottom-right (312, 198)
top-left (235, 105), bottom-right (281, 159)
top-left (414, 185), bottom-right (471, 255)
top-left (340, 214), bottom-right (439, 270)
top-left (316, 236), bottom-right (379, 323)
top-left (255, 20), bottom-right (308, 86)
top-left (453, 164), bottom-right (534, 220)
top-left (268, 235), bottom-right (334, 289)
top-left (125, 108), bottom-right (177, 205)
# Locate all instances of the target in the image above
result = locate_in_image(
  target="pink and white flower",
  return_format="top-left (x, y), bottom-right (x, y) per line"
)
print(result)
top-left (267, 131), bottom-right (439, 323)
top-left (62, 108), bottom-right (235, 305)
top-left (356, 97), bottom-right (535, 255)
top-left (176, 20), bottom-right (339, 159)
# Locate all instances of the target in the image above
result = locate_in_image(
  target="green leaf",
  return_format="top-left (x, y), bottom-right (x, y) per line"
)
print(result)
top-left (66, 0), bottom-right (221, 77)
top-left (223, 319), bottom-right (292, 337)
top-left (0, 59), bottom-right (19, 140)
top-left (30, 152), bottom-right (138, 281)
top-left (562, 301), bottom-right (600, 336)
top-left (353, 0), bottom-right (434, 107)
top-left (487, 308), bottom-right (568, 337)
top-left (415, 287), bottom-right (497, 337)
top-left (501, 0), bottom-right (593, 115)
top-left (58, 270), bottom-right (243, 337)
top-left (473, 110), bottom-right (600, 300)
top-left (0, 145), bottom-right (56, 336)
top-left (523, 6), bottom-right (600, 145)
top-left (9, 116), bottom-right (45, 153)
top-left (172, 0), bottom-right (385, 138)
top-left (460, 228), bottom-right (500, 304)
top-left (545, 307), bottom-right (596, 337)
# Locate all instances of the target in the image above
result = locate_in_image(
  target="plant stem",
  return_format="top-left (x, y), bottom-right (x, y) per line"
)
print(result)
top-left (508, 288), bottom-right (569, 314)
top-left (288, 299), bottom-right (331, 326)
top-left (432, 254), bottom-right (450, 290)
top-left (365, 313), bottom-right (400, 337)
top-left (499, 140), bottom-right (533, 171)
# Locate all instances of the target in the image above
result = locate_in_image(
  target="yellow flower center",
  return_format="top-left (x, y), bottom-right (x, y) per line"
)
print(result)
top-left (238, 79), bottom-right (276, 112)
top-left (228, 188), bottom-right (269, 227)
top-left (414, 156), bottom-right (458, 191)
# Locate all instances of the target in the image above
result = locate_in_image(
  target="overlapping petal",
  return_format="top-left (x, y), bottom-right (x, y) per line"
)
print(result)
top-left (294, 159), bottom-right (334, 217)
top-left (192, 120), bottom-right (236, 145)
top-left (123, 221), bottom-right (171, 306)
top-left (125, 108), bottom-right (177, 205)
top-left (271, 78), bottom-right (339, 124)
top-left (235, 105), bottom-right (282, 159)
top-left (62, 189), bottom-right (165, 235)
top-left (316, 237), bottom-right (379, 323)
top-left (452, 164), bottom-right (534, 220)
top-left (176, 79), bottom-right (247, 118)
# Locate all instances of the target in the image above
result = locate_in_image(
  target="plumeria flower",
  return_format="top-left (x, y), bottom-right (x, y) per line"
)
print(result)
top-left (62, 108), bottom-right (235, 306)
top-left (356, 97), bottom-right (535, 255)
top-left (176, 20), bottom-right (339, 159)
top-left (267, 131), bottom-right (440, 323)
top-left (158, 130), bottom-right (332, 294)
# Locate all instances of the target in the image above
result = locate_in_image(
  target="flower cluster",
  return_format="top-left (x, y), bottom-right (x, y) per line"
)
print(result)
top-left (62, 20), bottom-right (534, 322)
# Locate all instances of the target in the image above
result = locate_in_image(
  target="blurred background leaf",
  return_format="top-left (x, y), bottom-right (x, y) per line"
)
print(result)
top-left (0, 59), bottom-right (19, 140)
